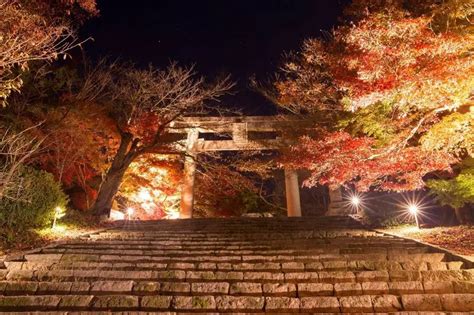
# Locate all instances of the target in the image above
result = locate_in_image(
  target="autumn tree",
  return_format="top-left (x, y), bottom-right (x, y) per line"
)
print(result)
top-left (0, 0), bottom-right (98, 105)
top-left (274, 0), bottom-right (473, 196)
top-left (88, 62), bottom-right (232, 217)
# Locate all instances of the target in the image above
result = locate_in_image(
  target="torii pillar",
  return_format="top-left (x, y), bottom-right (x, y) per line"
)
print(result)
top-left (180, 129), bottom-right (198, 219)
top-left (284, 169), bottom-right (302, 217)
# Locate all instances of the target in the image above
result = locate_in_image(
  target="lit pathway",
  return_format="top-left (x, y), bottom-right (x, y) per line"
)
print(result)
top-left (0, 216), bottom-right (473, 313)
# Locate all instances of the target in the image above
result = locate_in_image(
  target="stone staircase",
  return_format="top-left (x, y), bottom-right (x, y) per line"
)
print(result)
top-left (0, 216), bottom-right (473, 313)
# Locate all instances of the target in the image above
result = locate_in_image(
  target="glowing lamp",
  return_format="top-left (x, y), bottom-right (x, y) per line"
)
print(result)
top-left (408, 204), bottom-right (418, 215)
top-left (52, 206), bottom-right (65, 229)
top-left (351, 196), bottom-right (360, 207)
top-left (407, 203), bottom-right (420, 228)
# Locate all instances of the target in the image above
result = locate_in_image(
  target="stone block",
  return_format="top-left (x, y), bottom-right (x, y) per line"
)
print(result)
top-left (453, 281), bottom-right (474, 293)
top-left (323, 261), bottom-right (348, 270)
top-left (37, 282), bottom-right (72, 294)
top-left (172, 296), bottom-right (216, 310)
top-left (361, 281), bottom-right (389, 295)
top-left (356, 270), bottom-right (389, 282)
top-left (390, 270), bottom-right (422, 282)
top-left (440, 293), bottom-right (474, 312)
top-left (229, 282), bottom-right (262, 295)
top-left (243, 271), bottom-right (284, 281)
top-left (300, 296), bottom-right (340, 312)
top-left (168, 262), bottom-right (194, 269)
top-left (423, 281), bottom-right (454, 294)
top-left (160, 282), bottom-right (190, 294)
top-left (58, 295), bottom-right (94, 309)
top-left (401, 294), bottom-right (442, 311)
top-left (305, 262), bottom-right (324, 271)
top-left (263, 283), bottom-right (297, 296)
top-left (371, 294), bottom-right (402, 312)
top-left (91, 295), bottom-right (139, 310)
top-left (191, 282), bottom-right (229, 294)
top-left (284, 272), bottom-right (318, 281)
top-left (215, 296), bottom-right (264, 311)
top-left (215, 271), bottom-right (243, 280)
top-left (0, 296), bottom-right (61, 310)
top-left (389, 281), bottom-right (424, 294)
top-left (70, 282), bottom-right (90, 293)
top-left (141, 296), bottom-right (172, 309)
top-left (198, 262), bottom-right (217, 270)
top-left (4, 281), bottom-right (38, 295)
top-left (339, 295), bottom-right (373, 312)
top-left (25, 254), bottom-right (63, 262)
top-left (319, 271), bottom-right (355, 283)
top-left (154, 270), bottom-right (186, 280)
top-left (298, 283), bottom-right (334, 297)
top-left (281, 262), bottom-right (304, 271)
top-left (334, 282), bottom-right (362, 296)
top-left (90, 280), bottom-right (134, 294)
top-left (6, 270), bottom-right (34, 281)
top-left (265, 297), bottom-right (300, 312)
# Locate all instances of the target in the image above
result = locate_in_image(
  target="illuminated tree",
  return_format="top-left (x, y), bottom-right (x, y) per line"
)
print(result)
top-left (275, 0), bottom-right (473, 194)
top-left (0, 0), bottom-right (98, 106)
top-left (89, 62), bottom-right (233, 216)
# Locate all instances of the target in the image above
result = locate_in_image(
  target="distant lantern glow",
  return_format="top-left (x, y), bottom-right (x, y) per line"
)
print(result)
top-left (127, 207), bottom-right (135, 220)
top-left (110, 210), bottom-right (125, 221)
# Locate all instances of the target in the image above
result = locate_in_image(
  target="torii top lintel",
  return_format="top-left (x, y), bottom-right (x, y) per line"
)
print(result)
top-left (167, 116), bottom-right (307, 153)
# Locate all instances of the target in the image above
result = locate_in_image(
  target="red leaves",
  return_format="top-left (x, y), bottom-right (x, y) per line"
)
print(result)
top-left (284, 132), bottom-right (454, 192)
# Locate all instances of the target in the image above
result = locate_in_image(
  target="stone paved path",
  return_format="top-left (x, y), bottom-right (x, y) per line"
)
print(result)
top-left (0, 216), bottom-right (473, 313)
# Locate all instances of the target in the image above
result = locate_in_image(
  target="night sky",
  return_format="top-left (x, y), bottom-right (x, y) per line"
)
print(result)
top-left (80, 0), bottom-right (349, 114)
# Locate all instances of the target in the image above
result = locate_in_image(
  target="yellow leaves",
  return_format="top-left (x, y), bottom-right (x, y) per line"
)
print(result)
top-left (421, 112), bottom-right (474, 156)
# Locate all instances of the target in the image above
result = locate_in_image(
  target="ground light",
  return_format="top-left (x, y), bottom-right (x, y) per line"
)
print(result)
top-left (408, 203), bottom-right (420, 229)
top-left (52, 206), bottom-right (66, 230)
top-left (345, 191), bottom-right (364, 214)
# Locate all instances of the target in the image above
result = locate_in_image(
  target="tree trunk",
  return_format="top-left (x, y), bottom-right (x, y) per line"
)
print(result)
top-left (91, 133), bottom-right (137, 217)
top-left (454, 207), bottom-right (466, 225)
top-left (92, 165), bottom-right (129, 216)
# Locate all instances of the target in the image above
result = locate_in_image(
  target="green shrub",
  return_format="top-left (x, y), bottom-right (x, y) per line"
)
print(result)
top-left (0, 166), bottom-right (68, 230)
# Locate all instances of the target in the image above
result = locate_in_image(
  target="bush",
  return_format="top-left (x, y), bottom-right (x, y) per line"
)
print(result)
top-left (0, 166), bottom-right (68, 230)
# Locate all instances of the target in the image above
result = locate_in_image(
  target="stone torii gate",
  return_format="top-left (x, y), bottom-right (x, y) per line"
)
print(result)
top-left (167, 116), bottom-right (304, 219)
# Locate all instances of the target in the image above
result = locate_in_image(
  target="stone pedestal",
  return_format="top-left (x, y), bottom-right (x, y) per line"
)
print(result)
top-left (326, 187), bottom-right (349, 216)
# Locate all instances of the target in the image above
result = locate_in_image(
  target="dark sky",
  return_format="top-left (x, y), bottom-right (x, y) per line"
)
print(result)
top-left (80, 0), bottom-right (349, 114)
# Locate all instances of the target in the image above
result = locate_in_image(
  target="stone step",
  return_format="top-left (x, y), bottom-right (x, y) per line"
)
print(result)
top-left (10, 252), bottom-right (449, 267)
top-left (1, 280), bottom-right (473, 296)
top-left (5, 259), bottom-right (465, 273)
top-left (33, 247), bottom-right (429, 258)
top-left (0, 293), bottom-right (473, 312)
top-left (0, 216), bottom-right (472, 312)
top-left (4, 268), bottom-right (474, 284)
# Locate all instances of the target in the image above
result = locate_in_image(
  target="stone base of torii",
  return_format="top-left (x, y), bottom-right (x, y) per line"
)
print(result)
top-left (167, 116), bottom-right (344, 219)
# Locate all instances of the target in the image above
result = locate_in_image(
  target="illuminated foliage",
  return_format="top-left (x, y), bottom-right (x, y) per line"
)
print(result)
top-left (275, 0), bottom-right (473, 192)
top-left (427, 158), bottom-right (474, 223)
top-left (119, 154), bottom-right (182, 220)
top-left (0, 0), bottom-right (98, 105)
